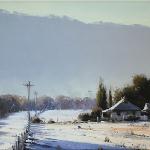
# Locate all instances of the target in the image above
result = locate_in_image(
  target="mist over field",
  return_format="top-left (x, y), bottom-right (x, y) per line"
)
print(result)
top-left (0, 10), bottom-right (150, 96)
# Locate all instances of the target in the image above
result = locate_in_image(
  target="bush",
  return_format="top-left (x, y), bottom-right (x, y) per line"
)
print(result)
top-left (78, 107), bottom-right (102, 122)
top-left (78, 113), bottom-right (90, 121)
top-left (104, 137), bottom-right (111, 143)
top-left (48, 119), bottom-right (55, 124)
top-left (90, 106), bottom-right (102, 121)
top-left (31, 116), bottom-right (43, 123)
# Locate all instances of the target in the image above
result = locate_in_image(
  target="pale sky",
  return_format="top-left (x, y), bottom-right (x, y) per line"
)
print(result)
top-left (0, 0), bottom-right (150, 98)
top-left (0, 0), bottom-right (150, 26)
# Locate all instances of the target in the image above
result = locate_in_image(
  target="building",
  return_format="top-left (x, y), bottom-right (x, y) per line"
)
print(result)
top-left (143, 103), bottom-right (150, 113)
top-left (142, 103), bottom-right (150, 120)
top-left (102, 98), bottom-right (141, 121)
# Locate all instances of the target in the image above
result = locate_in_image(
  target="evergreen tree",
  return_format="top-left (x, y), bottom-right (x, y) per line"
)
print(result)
top-left (96, 78), bottom-right (107, 110)
top-left (108, 89), bottom-right (112, 108)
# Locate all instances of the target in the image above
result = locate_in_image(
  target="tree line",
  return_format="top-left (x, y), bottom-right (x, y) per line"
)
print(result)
top-left (0, 95), bottom-right (26, 117)
top-left (35, 96), bottom-right (95, 110)
top-left (0, 94), bottom-right (95, 117)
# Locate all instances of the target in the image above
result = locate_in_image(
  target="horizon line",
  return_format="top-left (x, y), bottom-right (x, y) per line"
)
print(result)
top-left (0, 8), bottom-right (150, 28)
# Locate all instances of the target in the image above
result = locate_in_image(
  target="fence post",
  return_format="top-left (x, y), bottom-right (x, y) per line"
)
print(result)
top-left (15, 141), bottom-right (18, 150)
top-left (18, 136), bottom-right (20, 150)
top-left (12, 145), bottom-right (15, 150)
top-left (11, 116), bottom-right (31, 150)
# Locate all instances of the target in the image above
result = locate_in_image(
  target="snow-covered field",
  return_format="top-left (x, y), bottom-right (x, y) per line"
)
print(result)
top-left (0, 110), bottom-right (150, 150)
top-left (27, 110), bottom-right (125, 150)
top-left (0, 112), bottom-right (27, 149)
top-left (27, 110), bottom-right (150, 150)
top-left (39, 109), bottom-right (88, 122)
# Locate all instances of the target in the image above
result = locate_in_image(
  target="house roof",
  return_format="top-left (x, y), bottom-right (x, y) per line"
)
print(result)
top-left (103, 98), bottom-right (141, 113)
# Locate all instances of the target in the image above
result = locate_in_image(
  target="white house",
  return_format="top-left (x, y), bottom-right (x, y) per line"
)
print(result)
top-left (102, 98), bottom-right (141, 121)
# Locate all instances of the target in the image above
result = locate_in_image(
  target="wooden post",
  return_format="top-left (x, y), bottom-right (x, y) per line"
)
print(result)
top-left (15, 141), bottom-right (18, 150)
top-left (18, 136), bottom-right (20, 150)
top-left (12, 145), bottom-right (15, 150)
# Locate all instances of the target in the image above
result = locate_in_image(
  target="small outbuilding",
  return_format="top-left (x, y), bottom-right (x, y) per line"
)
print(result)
top-left (102, 98), bottom-right (141, 121)
top-left (143, 103), bottom-right (150, 113)
top-left (142, 103), bottom-right (150, 119)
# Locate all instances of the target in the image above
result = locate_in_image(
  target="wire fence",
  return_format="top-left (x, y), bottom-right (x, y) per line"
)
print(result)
top-left (12, 118), bottom-right (30, 150)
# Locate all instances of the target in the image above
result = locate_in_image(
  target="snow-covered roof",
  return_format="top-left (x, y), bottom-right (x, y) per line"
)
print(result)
top-left (103, 98), bottom-right (140, 113)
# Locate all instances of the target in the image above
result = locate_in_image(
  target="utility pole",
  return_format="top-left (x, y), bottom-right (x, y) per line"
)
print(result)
top-left (34, 91), bottom-right (38, 116)
top-left (23, 81), bottom-right (34, 123)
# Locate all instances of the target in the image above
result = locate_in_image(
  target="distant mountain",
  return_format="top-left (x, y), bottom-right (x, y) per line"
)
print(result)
top-left (0, 9), bottom-right (150, 97)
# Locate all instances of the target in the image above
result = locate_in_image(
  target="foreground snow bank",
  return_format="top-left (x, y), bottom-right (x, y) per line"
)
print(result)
top-left (0, 112), bottom-right (27, 149)
top-left (27, 123), bottom-right (125, 150)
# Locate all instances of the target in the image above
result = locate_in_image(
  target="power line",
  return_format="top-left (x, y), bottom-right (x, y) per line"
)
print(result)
top-left (34, 91), bottom-right (38, 115)
top-left (23, 81), bottom-right (34, 122)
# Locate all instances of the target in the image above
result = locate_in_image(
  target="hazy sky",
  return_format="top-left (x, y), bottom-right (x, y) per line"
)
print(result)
top-left (0, 0), bottom-right (150, 26)
top-left (0, 0), bottom-right (150, 98)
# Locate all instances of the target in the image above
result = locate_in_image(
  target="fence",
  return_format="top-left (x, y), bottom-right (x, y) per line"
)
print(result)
top-left (12, 119), bottom-right (30, 150)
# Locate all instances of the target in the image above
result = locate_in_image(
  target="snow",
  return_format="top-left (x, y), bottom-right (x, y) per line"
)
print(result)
top-left (26, 110), bottom-right (125, 150)
top-left (39, 109), bottom-right (90, 122)
top-left (27, 123), bottom-right (124, 150)
top-left (0, 111), bottom-right (27, 149)
top-left (0, 110), bottom-right (150, 150)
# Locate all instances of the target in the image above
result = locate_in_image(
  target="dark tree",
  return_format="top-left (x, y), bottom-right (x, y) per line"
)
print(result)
top-left (108, 89), bottom-right (112, 108)
top-left (96, 78), bottom-right (107, 110)
top-left (114, 74), bottom-right (150, 109)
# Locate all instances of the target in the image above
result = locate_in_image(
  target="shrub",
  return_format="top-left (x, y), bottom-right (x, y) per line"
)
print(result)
top-left (48, 119), bottom-right (55, 124)
top-left (31, 116), bottom-right (43, 123)
top-left (104, 137), bottom-right (111, 143)
top-left (78, 113), bottom-right (90, 121)
top-left (90, 106), bottom-right (102, 121)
